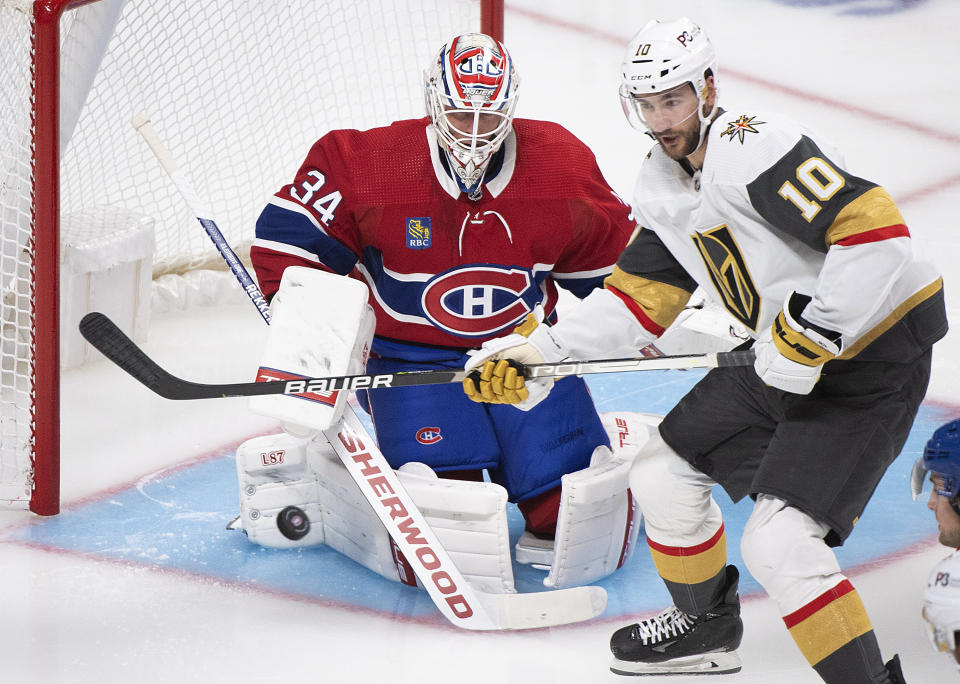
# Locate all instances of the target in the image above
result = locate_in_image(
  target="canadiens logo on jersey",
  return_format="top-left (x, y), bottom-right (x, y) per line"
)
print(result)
top-left (721, 115), bottom-right (766, 144)
top-left (406, 217), bottom-right (432, 249)
top-left (415, 427), bottom-right (443, 445)
top-left (691, 225), bottom-right (761, 331)
top-left (421, 265), bottom-right (533, 336)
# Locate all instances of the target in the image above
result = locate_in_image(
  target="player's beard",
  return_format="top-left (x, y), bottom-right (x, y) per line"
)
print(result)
top-left (655, 121), bottom-right (701, 161)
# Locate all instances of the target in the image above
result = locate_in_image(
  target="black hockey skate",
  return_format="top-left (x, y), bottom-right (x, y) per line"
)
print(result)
top-left (610, 565), bottom-right (743, 676)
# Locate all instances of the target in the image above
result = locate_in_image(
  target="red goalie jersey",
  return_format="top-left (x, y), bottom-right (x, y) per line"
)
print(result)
top-left (251, 117), bottom-right (636, 361)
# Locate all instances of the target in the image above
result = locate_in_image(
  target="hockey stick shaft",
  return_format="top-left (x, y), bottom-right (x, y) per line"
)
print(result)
top-left (79, 310), bottom-right (755, 401)
top-left (131, 113), bottom-right (272, 325)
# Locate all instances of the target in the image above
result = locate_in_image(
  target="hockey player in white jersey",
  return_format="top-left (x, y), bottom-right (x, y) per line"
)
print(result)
top-left (462, 17), bottom-right (946, 683)
top-left (912, 420), bottom-right (960, 670)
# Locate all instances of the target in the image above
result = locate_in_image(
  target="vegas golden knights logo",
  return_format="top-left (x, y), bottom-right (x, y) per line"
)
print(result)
top-left (691, 226), bottom-right (760, 331)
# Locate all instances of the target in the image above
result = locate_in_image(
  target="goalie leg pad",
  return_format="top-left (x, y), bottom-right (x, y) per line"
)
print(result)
top-left (543, 444), bottom-right (640, 588)
top-left (600, 411), bottom-right (660, 461)
top-left (515, 412), bottom-right (656, 587)
top-left (235, 433), bottom-right (516, 593)
top-left (314, 451), bottom-right (516, 593)
top-left (249, 266), bottom-right (376, 433)
top-left (235, 432), bottom-right (325, 549)
top-left (394, 461), bottom-right (516, 594)
top-left (309, 436), bottom-right (407, 580)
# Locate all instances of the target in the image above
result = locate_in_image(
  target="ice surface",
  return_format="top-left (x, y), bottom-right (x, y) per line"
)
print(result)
top-left (2, 1), bottom-right (959, 681)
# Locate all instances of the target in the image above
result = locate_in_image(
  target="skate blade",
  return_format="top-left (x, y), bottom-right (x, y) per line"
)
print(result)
top-left (610, 650), bottom-right (742, 676)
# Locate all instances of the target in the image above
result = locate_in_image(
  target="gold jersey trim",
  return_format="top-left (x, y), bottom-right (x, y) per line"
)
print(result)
top-left (825, 187), bottom-right (906, 247)
top-left (604, 266), bottom-right (691, 329)
top-left (839, 277), bottom-right (943, 360)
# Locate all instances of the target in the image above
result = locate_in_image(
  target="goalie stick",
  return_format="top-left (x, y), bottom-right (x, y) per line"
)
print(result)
top-left (132, 113), bottom-right (271, 324)
top-left (80, 310), bottom-right (757, 401)
top-left (123, 116), bottom-right (609, 630)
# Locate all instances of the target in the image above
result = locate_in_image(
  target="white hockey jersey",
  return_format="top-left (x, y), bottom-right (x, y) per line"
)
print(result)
top-left (924, 548), bottom-right (960, 663)
top-left (561, 107), bottom-right (946, 363)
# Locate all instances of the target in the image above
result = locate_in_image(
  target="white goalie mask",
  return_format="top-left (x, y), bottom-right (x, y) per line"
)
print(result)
top-left (619, 18), bottom-right (718, 148)
top-left (425, 33), bottom-right (519, 192)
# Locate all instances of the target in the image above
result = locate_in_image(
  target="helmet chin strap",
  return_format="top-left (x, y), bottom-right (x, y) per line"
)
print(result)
top-left (695, 94), bottom-right (719, 149)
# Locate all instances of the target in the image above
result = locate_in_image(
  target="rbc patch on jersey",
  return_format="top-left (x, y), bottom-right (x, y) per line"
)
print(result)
top-left (406, 217), bottom-right (432, 249)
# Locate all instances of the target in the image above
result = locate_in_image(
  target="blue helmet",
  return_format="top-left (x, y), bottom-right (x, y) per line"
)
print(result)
top-left (912, 419), bottom-right (960, 501)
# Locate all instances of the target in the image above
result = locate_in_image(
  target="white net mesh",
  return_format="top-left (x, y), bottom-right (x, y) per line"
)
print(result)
top-left (0, 0), bottom-right (38, 507)
top-left (0, 0), bottom-right (483, 509)
top-left (61, 0), bottom-right (481, 276)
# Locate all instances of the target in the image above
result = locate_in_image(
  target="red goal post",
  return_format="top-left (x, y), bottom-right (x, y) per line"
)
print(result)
top-left (0, 0), bottom-right (503, 515)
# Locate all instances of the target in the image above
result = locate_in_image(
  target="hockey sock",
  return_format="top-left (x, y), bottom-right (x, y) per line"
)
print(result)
top-left (647, 523), bottom-right (729, 615)
top-left (783, 579), bottom-right (888, 684)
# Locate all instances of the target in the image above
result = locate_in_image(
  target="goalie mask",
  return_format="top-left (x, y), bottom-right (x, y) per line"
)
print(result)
top-left (425, 33), bottom-right (519, 193)
top-left (618, 18), bottom-right (718, 149)
top-left (912, 419), bottom-right (960, 514)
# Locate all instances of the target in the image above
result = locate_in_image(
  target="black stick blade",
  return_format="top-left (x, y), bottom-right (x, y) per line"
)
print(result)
top-left (79, 312), bottom-right (188, 399)
top-left (79, 311), bottom-right (353, 400)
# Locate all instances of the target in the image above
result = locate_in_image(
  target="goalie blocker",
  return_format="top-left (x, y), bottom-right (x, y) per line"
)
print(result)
top-left (231, 412), bottom-right (656, 591)
top-left (249, 265), bottom-right (376, 434)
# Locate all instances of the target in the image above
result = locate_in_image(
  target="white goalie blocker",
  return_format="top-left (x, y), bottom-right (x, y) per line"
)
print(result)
top-left (249, 266), bottom-right (375, 434)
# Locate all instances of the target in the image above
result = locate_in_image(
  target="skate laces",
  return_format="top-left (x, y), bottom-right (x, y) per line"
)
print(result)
top-left (632, 606), bottom-right (696, 645)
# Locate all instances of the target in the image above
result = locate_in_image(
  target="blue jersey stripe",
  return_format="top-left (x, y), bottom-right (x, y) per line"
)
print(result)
top-left (255, 203), bottom-right (358, 275)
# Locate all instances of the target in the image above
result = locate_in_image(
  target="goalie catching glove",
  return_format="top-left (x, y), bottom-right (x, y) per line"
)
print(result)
top-left (463, 306), bottom-right (568, 410)
top-left (754, 291), bottom-right (842, 395)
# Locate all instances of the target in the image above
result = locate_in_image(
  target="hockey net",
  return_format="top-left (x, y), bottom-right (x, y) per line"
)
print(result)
top-left (0, 0), bottom-right (499, 513)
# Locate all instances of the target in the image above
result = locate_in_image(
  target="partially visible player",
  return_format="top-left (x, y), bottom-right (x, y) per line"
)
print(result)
top-left (912, 419), bottom-right (960, 669)
top-left (464, 17), bottom-right (945, 681)
top-left (235, 33), bottom-right (641, 591)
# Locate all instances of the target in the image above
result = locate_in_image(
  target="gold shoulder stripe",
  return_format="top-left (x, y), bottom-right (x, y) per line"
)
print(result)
top-left (604, 266), bottom-right (691, 329)
top-left (825, 187), bottom-right (905, 247)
